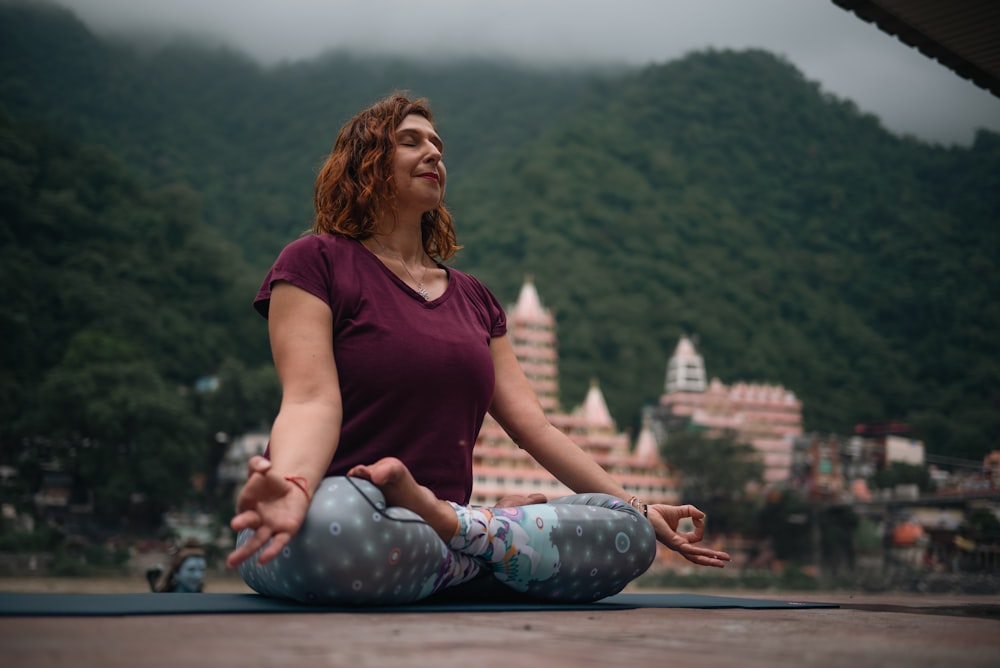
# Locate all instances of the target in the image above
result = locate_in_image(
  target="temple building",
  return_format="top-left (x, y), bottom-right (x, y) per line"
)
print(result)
top-left (646, 336), bottom-right (803, 484)
top-left (470, 278), bottom-right (679, 506)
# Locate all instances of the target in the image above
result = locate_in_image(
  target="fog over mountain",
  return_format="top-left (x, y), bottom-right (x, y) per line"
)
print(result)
top-left (31, 0), bottom-right (1000, 146)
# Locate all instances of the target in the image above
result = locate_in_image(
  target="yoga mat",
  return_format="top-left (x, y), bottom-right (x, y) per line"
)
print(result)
top-left (0, 591), bottom-right (837, 617)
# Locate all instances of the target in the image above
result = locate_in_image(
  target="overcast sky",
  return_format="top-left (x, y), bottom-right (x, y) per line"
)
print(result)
top-left (42, 0), bottom-right (1000, 146)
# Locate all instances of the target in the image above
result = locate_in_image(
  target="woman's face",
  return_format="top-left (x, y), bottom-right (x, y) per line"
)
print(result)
top-left (391, 114), bottom-right (446, 216)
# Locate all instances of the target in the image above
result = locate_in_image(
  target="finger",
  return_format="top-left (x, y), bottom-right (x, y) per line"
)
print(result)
top-left (245, 455), bottom-right (271, 478)
top-left (677, 504), bottom-right (706, 520)
top-left (680, 545), bottom-right (732, 567)
top-left (679, 524), bottom-right (705, 544)
top-left (230, 510), bottom-right (261, 532)
top-left (235, 478), bottom-right (269, 513)
top-left (225, 526), bottom-right (271, 569)
top-left (257, 532), bottom-right (291, 565)
top-left (690, 553), bottom-right (730, 568)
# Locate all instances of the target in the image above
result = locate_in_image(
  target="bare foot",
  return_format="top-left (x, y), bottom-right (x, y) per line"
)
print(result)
top-left (495, 492), bottom-right (547, 508)
top-left (348, 457), bottom-right (459, 541)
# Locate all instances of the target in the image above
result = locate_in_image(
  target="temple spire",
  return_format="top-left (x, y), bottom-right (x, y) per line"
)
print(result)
top-left (633, 417), bottom-right (661, 467)
top-left (581, 378), bottom-right (614, 429)
top-left (665, 335), bottom-right (707, 393)
top-left (512, 274), bottom-right (548, 322)
top-left (509, 275), bottom-right (559, 412)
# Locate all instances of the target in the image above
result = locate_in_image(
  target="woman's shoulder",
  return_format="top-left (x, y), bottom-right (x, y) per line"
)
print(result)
top-left (446, 265), bottom-right (489, 292)
top-left (280, 233), bottom-right (353, 253)
top-left (256, 234), bottom-right (363, 317)
top-left (273, 234), bottom-right (359, 265)
top-left (447, 266), bottom-right (505, 313)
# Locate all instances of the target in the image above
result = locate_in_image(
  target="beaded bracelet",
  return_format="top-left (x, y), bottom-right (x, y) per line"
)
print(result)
top-left (283, 475), bottom-right (312, 502)
top-left (627, 495), bottom-right (649, 517)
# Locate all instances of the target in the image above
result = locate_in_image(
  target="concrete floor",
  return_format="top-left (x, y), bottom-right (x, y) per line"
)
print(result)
top-left (1, 585), bottom-right (998, 668)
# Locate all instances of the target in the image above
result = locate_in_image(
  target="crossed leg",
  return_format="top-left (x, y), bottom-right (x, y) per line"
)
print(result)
top-left (346, 457), bottom-right (459, 541)
top-left (351, 457), bottom-right (657, 602)
top-left (236, 457), bottom-right (656, 604)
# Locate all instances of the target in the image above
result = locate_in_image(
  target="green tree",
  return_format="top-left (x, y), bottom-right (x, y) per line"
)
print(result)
top-left (28, 330), bottom-right (204, 525)
top-left (659, 429), bottom-right (765, 535)
top-left (201, 358), bottom-right (279, 439)
top-left (755, 490), bottom-right (813, 564)
top-left (870, 462), bottom-right (934, 493)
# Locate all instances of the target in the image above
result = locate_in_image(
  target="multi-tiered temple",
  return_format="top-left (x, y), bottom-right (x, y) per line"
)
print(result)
top-left (470, 278), bottom-right (678, 506)
top-left (648, 336), bottom-right (803, 484)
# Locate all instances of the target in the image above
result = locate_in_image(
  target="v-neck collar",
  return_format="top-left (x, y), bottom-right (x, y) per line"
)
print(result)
top-left (356, 238), bottom-right (451, 307)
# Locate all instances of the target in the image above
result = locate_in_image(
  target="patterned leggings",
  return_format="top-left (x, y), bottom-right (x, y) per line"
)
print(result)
top-left (236, 476), bottom-right (656, 605)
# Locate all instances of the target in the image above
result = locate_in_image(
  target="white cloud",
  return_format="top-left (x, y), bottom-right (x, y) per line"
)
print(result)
top-left (36, 0), bottom-right (1000, 145)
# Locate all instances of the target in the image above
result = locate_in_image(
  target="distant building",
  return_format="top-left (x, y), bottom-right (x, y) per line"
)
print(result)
top-left (985, 451), bottom-right (1000, 485)
top-left (647, 336), bottom-right (803, 484)
top-left (471, 278), bottom-right (679, 506)
top-left (853, 422), bottom-right (926, 469)
top-left (217, 432), bottom-right (270, 486)
top-left (790, 433), bottom-right (879, 502)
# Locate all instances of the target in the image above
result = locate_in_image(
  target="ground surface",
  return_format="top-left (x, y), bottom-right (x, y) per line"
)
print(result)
top-left (1, 577), bottom-right (997, 668)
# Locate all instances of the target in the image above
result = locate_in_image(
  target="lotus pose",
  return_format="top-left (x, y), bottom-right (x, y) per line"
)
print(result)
top-left (227, 93), bottom-right (730, 604)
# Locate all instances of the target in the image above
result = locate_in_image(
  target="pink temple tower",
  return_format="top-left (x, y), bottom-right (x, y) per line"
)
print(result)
top-left (655, 336), bottom-right (803, 484)
top-left (471, 277), bottom-right (679, 506)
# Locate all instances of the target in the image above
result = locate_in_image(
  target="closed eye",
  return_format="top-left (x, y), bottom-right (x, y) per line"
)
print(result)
top-left (396, 130), bottom-right (444, 153)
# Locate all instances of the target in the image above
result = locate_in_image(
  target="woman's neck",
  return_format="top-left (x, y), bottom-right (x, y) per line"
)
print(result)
top-left (368, 231), bottom-right (428, 266)
top-left (370, 217), bottom-right (427, 264)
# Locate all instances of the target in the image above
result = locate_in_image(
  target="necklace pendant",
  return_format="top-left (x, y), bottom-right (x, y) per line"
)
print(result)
top-left (416, 283), bottom-right (430, 301)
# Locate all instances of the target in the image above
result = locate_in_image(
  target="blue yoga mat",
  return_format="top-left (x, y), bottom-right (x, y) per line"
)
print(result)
top-left (0, 591), bottom-right (837, 616)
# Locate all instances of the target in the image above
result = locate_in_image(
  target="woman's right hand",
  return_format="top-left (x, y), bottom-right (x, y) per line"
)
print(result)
top-left (225, 456), bottom-right (312, 569)
top-left (646, 503), bottom-right (731, 568)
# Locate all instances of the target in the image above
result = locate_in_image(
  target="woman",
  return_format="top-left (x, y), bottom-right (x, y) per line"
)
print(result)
top-left (226, 93), bottom-right (729, 604)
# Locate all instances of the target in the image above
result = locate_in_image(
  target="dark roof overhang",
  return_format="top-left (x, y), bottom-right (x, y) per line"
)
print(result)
top-left (832, 0), bottom-right (1000, 97)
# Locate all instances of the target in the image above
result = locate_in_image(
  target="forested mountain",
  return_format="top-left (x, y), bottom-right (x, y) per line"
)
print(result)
top-left (0, 107), bottom-right (276, 520)
top-left (452, 51), bottom-right (1000, 457)
top-left (0, 3), bottom-right (598, 267)
top-left (2, 2), bottom-right (997, 478)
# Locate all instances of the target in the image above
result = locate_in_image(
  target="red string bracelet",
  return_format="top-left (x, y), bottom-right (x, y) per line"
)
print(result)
top-left (283, 476), bottom-right (312, 502)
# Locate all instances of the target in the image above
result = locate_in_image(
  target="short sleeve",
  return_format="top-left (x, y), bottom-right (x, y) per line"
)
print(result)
top-left (253, 236), bottom-right (333, 318)
top-left (486, 286), bottom-right (507, 339)
top-left (456, 271), bottom-right (506, 339)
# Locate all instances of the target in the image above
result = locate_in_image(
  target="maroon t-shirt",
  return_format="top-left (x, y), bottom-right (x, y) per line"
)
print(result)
top-left (254, 234), bottom-right (506, 503)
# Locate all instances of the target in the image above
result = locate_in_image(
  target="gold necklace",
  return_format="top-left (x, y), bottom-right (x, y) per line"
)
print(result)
top-left (371, 236), bottom-right (431, 300)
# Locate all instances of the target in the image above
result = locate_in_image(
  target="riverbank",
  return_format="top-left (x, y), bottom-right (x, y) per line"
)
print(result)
top-left (0, 573), bottom-right (253, 594)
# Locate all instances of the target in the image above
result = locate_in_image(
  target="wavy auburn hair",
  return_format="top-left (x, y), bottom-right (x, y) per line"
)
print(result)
top-left (312, 93), bottom-right (460, 261)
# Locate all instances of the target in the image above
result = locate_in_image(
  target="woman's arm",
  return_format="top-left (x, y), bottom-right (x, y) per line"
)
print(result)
top-left (487, 334), bottom-right (630, 499)
top-left (260, 281), bottom-right (343, 488)
top-left (488, 334), bottom-right (730, 568)
top-left (226, 281), bottom-right (343, 568)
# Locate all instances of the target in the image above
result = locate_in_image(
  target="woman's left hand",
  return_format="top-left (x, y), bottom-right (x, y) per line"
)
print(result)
top-left (646, 503), bottom-right (732, 568)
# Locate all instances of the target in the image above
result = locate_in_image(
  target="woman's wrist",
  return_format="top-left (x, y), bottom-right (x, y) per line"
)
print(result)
top-left (283, 475), bottom-right (313, 502)
top-left (627, 495), bottom-right (648, 517)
